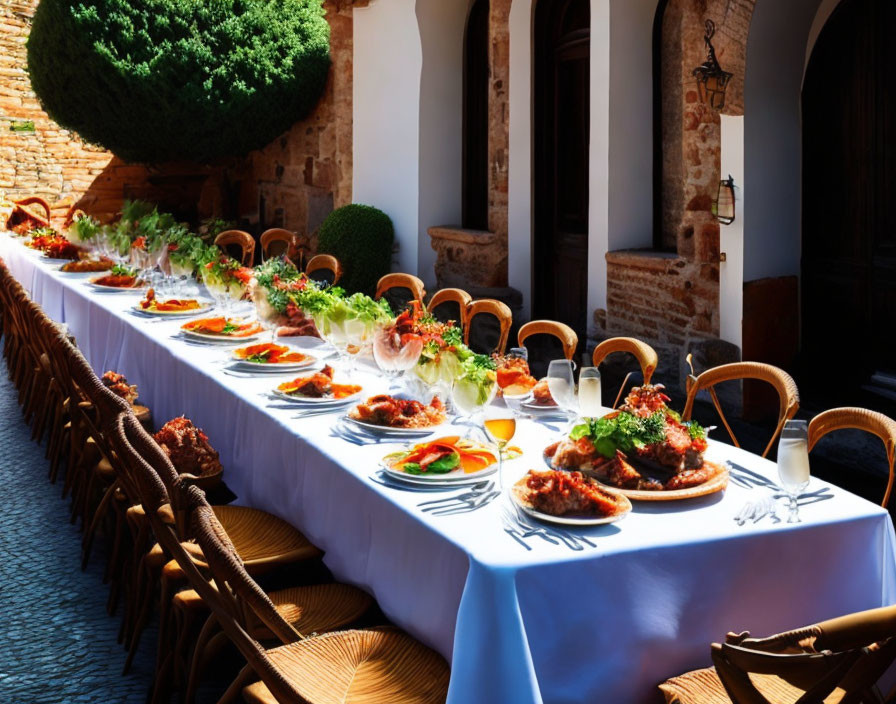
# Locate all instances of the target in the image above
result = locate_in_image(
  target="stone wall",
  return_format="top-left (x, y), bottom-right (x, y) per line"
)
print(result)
top-left (602, 0), bottom-right (756, 388)
top-left (0, 0), bottom-right (356, 236)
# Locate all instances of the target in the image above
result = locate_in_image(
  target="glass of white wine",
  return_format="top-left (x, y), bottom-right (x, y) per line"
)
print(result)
top-left (578, 367), bottom-right (602, 418)
top-left (777, 419), bottom-right (811, 523)
top-left (546, 359), bottom-right (578, 426)
top-left (483, 412), bottom-right (517, 491)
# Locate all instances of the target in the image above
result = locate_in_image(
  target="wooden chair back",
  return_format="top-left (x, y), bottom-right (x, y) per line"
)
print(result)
top-left (376, 273), bottom-right (426, 314)
top-left (214, 230), bottom-right (255, 267)
top-left (13, 196), bottom-right (52, 223)
top-left (305, 254), bottom-right (342, 286)
top-left (427, 288), bottom-right (472, 331)
top-left (517, 320), bottom-right (578, 360)
top-left (464, 299), bottom-right (512, 355)
top-left (259, 228), bottom-right (294, 262)
top-left (592, 337), bottom-right (658, 383)
top-left (809, 407), bottom-right (896, 508)
top-left (682, 362), bottom-right (800, 458)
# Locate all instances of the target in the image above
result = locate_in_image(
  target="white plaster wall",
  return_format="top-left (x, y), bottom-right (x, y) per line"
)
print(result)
top-left (415, 0), bottom-right (470, 290)
top-left (720, 115), bottom-right (744, 349)
top-left (743, 0), bottom-right (824, 283)
top-left (607, 0), bottom-right (656, 253)
top-left (352, 0), bottom-right (423, 275)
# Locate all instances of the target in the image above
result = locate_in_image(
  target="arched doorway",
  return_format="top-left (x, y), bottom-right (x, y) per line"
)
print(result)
top-left (463, 0), bottom-right (489, 231)
top-left (533, 0), bottom-right (590, 339)
top-left (802, 0), bottom-right (896, 397)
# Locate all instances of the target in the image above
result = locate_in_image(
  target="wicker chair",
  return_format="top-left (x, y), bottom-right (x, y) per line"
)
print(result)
top-left (590, 337), bottom-right (659, 408)
top-left (682, 362), bottom-right (800, 459)
top-left (260, 229), bottom-right (295, 262)
top-left (305, 254), bottom-right (342, 286)
top-left (659, 605), bottom-right (896, 703)
top-left (809, 408), bottom-right (896, 509)
top-left (427, 288), bottom-right (472, 331)
top-left (465, 299), bottom-right (513, 355)
top-left (375, 273), bottom-right (426, 314)
top-left (518, 320), bottom-right (578, 360)
top-left (160, 481), bottom-right (450, 704)
top-left (214, 230), bottom-right (256, 267)
top-left (107, 413), bottom-right (323, 688)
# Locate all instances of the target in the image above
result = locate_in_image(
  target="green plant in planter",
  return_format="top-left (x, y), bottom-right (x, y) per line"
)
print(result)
top-left (316, 204), bottom-right (394, 296)
top-left (27, 0), bottom-right (331, 163)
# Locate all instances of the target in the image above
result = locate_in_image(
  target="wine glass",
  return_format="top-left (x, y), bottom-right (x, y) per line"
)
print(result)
top-left (546, 359), bottom-right (578, 425)
top-left (452, 371), bottom-right (498, 436)
top-left (777, 419), bottom-right (811, 523)
top-left (251, 280), bottom-right (282, 343)
top-left (577, 367), bottom-right (603, 418)
top-left (483, 410), bottom-right (516, 491)
top-left (372, 326), bottom-right (424, 392)
top-left (500, 347), bottom-right (533, 418)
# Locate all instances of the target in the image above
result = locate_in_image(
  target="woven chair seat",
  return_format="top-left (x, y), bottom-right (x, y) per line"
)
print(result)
top-left (242, 629), bottom-right (450, 704)
top-left (659, 666), bottom-right (845, 704)
top-left (211, 505), bottom-right (321, 567)
top-left (250, 583), bottom-right (373, 639)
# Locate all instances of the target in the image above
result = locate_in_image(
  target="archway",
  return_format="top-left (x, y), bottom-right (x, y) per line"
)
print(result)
top-left (532, 0), bottom-right (591, 339)
top-left (801, 0), bottom-right (896, 395)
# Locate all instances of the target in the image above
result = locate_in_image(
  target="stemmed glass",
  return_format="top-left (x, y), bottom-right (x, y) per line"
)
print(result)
top-left (500, 347), bottom-right (533, 418)
top-left (483, 410), bottom-right (517, 491)
top-left (546, 359), bottom-right (579, 426)
top-left (577, 367), bottom-right (603, 418)
top-left (777, 419), bottom-right (811, 523)
top-left (452, 371), bottom-right (498, 436)
top-left (372, 326), bottom-right (424, 392)
top-left (251, 281), bottom-right (282, 344)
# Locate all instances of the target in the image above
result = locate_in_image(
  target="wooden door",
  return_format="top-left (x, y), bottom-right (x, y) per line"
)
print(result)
top-left (802, 0), bottom-right (896, 389)
top-left (534, 0), bottom-right (590, 340)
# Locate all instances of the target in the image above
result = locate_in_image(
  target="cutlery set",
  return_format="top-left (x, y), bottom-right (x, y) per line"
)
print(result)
top-left (500, 501), bottom-right (596, 551)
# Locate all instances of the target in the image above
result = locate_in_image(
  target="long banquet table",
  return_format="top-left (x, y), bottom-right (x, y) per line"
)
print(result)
top-left (3, 232), bottom-right (896, 703)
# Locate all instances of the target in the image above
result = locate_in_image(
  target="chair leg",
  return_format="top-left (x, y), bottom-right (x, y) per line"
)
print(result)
top-left (81, 478), bottom-right (118, 570)
top-left (216, 664), bottom-right (255, 704)
top-left (184, 614), bottom-right (219, 704)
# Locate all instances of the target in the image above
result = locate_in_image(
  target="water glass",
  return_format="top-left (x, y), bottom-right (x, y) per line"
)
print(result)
top-left (777, 419), bottom-right (810, 523)
top-left (578, 367), bottom-right (602, 418)
top-left (546, 359), bottom-right (578, 425)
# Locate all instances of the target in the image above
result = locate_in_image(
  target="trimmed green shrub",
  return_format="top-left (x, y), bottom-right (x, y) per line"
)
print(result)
top-left (27, 0), bottom-right (331, 163)
top-left (317, 205), bottom-right (394, 296)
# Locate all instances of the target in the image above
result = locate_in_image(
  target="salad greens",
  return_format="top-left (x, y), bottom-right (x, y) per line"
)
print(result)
top-left (570, 411), bottom-right (667, 459)
top-left (401, 452), bottom-right (460, 475)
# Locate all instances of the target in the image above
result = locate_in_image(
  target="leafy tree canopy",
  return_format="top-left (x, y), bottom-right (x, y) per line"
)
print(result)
top-left (27, 0), bottom-right (331, 162)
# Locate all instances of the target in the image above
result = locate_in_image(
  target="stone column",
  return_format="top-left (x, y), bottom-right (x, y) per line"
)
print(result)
top-left (488, 0), bottom-right (511, 273)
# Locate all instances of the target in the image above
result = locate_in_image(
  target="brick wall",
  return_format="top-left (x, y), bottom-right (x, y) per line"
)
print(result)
top-left (0, 0), bottom-right (356, 235)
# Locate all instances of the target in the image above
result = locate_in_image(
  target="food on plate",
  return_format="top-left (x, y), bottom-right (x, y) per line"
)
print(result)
top-left (544, 383), bottom-right (720, 492)
top-left (349, 394), bottom-right (446, 428)
top-left (181, 317), bottom-right (264, 337)
top-left (92, 265), bottom-right (142, 288)
top-left (519, 470), bottom-right (628, 517)
top-left (276, 365), bottom-right (361, 399)
top-left (154, 417), bottom-right (222, 479)
top-left (384, 436), bottom-right (505, 475)
top-left (27, 231), bottom-right (83, 260)
top-left (531, 378), bottom-right (557, 406)
top-left (61, 257), bottom-right (114, 273)
top-left (139, 288), bottom-right (203, 313)
top-left (101, 371), bottom-right (138, 404)
top-left (233, 342), bottom-right (310, 365)
top-left (494, 355), bottom-right (537, 395)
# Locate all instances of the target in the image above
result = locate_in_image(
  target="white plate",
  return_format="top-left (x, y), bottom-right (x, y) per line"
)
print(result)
top-left (380, 453), bottom-right (497, 485)
top-left (510, 482), bottom-right (631, 526)
top-left (87, 279), bottom-right (145, 292)
top-left (380, 463), bottom-right (497, 487)
top-left (132, 302), bottom-right (212, 318)
top-left (231, 357), bottom-right (316, 373)
top-left (521, 401), bottom-right (567, 417)
top-left (343, 415), bottom-right (444, 437)
top-left (271, 388), bottom-right (363, 405)
top-left (181, 329), bottom-right (260, 344)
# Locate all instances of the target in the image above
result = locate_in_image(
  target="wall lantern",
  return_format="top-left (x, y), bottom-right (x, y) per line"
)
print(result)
top-left (693, 20), bottom-right (732, 111)
top-left (713, 175), bottom-right (736, 225)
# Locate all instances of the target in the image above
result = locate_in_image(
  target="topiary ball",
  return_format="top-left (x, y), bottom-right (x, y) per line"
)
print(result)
top-left (27, 0), bottom-right (331, 163)
top-left (317, 204), bottom-right (394, 296)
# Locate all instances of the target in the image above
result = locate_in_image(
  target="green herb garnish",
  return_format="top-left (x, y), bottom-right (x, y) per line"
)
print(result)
top-left (570, 411), bottom-right (668, 459)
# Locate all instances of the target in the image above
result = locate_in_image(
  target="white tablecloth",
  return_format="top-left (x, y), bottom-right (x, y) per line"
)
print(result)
top-left (4, 233), bottom-right (896, 704)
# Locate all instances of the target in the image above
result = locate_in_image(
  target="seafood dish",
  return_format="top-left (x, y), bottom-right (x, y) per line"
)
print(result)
top-left (494, 355), bottom-right (537, 395)
top-left (154, 417), bottom-right (222, 479)
top-left (382, 436), bottom-right (500, 477)
top-left (27, 232), bottom-right (83, 260)
top-left (232, 342), bottom-right (311, 365)
top-left (61, 257), bottom-right (114, 273)
top-left (531, 378), bottom-right (557, 406)
top-left (349, 394), bottom-right (446, 429)
top-left (545, 384), bottom-right (725, 493)
top-left (90, 266), bottom-right (143, 288)
top-left (101, 371), bottom-right (138, 404)
top-left (276, 365), bottom-right (361, 399)
top-left (514, 469), bottom-right (629, 518)
top-left (181, 317), bottom-right (264, 338)
top-left (138, 289), bottom-right (204, 313)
